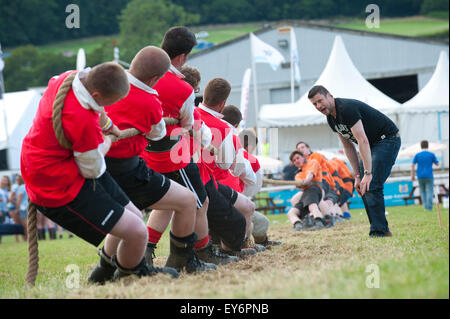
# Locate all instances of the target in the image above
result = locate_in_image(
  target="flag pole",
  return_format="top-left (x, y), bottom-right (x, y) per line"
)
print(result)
top-left (250, 33), bottom-right (262, 156)
top-left (290, 29), bottom-right (295, 103)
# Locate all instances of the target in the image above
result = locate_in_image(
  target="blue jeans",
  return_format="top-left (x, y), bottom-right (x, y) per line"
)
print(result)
top-left (418, 178), bottom-right (434, 211)
top-left (359, 136), bottom-right (401, 236)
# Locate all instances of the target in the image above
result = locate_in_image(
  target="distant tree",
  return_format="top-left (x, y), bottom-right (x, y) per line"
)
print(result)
top-left (421, 0), bottom-right (449, 14)
top-left (118, 0), bottom-right (200, 62)
top-left (3, 45), bottom-right (74, 92)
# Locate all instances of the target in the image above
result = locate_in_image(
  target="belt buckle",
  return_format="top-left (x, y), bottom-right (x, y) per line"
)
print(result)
top-left (380, 134), bottom-right (386, 140)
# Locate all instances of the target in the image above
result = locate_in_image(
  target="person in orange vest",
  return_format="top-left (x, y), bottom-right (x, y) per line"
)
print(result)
top-left (286, 150), bottom-right (333, 231)
top-left (330, 157), bottom-right (355, 219)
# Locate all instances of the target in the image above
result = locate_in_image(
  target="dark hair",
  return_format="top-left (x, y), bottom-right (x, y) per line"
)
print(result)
top-left (239, 129), bottom-right (258, 150)
top-left (420, 140), bottom-right (429, 149)
top-left (203, 78), bottom-right (231, 106)
top-left (161, 26), bottom-right (197, 59)
top-left (308, 85), bottom-right (331, 99)
top-left (221, 105), bottom-right (242, 127)
top-left (289, 150), bottom-right (304, 162)
top-left (296, 141), bottom-right (310, 150)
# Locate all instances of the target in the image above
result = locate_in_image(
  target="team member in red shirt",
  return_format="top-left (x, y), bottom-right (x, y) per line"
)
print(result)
top-left (197, 78), bottom-right (258, 258)
top-left (21, 63), bottom-right (161, 282)
top-left (222, 107), bottom-right (282, 248)
top-left (140, 27), bottom-right (229, 269)
top-left (90, 46), bottom-right (207, 280)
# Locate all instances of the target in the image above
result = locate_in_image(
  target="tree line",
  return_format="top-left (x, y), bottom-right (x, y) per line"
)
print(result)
top-left (1, 0), bottom-right (447, 48)
top-left (1, 0), bottom-right (447, 92)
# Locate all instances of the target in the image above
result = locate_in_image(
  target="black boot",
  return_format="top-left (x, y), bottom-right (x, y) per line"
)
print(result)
top-left (112, 256), bottom-right (179, 281)
top-left (38, 229), bottom-right (46, 240)
top-left (165, 232), bottom-right (217, 273)
top-left (87, 247), bottom-right (117, 285)
top-left (144, 242), bottom-right (157, 266)
top-left (48, 227), bottom-right (57, 240)
top-left (195, 242), bottom-right (238, 265)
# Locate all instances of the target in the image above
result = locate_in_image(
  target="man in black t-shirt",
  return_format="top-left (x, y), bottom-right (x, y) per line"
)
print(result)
top-left (308, 85), bottom-right (401, 237)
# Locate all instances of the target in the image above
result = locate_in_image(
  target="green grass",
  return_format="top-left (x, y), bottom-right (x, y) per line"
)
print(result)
top-left (334, 16), bottom-right (449, 38)
top-left (0, 204), bottom-right (448, 299)
top-left (38, 34), bottom-right (119, 55)
top-left (36, 25), bottom-right (260, 57)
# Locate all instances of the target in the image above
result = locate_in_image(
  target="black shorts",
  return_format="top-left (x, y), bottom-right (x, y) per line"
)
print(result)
top-left (339, 189), bottom-right (353, 206)
top-left (294, 185), bottom-right (323, 219)
top-left (106, 157), bottom-right (171, 210)
top-left (205, 179), bottom-right (246, 251)
top-left (163, 161), bottom-right (207, 209)
top-left (35, 172), bottom-right (128, 247)
top-left (217, 182), bottom-right (239, 205)
top-left (324, 188), bottom-right (339, 204)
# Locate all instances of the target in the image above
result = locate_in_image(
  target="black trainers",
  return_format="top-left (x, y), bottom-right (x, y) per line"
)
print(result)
top-left (196, 242), bottom-right (239, 265)
top-left (144, 242), bottom-right (157, 266)
top-left (324, 215), bottom-right (336, 227)
top-left (313, 218), bottom-right (326, 230)
top-left (113, 256), bottom-right (179, 281)
top-left (87, 247), bottom-right (117, 285)
top-left (256, 237), bottom-right (282, 247)
top-left (303, 215), bottom-right (317, 231)
top-left (293, 220), bottom-right (305, 231)
top-left (243, 237), bottom-right (266, 252)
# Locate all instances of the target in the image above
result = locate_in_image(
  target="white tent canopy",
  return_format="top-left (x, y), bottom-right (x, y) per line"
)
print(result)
top-left (397, 50), bottom-right (449, 154)
top-left (0, 90), bottom-right (41, 170)
top-left (259, 35), bottom-right (401, 128)
top-left (402, 51), bottom-right (449, 112)
top-left (398, 142), bottom-right (447, 158)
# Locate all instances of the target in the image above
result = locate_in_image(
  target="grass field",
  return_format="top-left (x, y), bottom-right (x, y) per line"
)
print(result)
top-left (37, 25), bottom-right (261, 56)
top-left (334, 16), bottom-right (449, 38)
top-left (0, 204), bottom-right (448, 299)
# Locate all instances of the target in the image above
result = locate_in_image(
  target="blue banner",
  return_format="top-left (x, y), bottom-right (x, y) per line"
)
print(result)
top-left (267, 180), bottom-right (415, 213)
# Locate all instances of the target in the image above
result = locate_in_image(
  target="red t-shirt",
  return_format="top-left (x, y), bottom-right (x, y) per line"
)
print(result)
top-left (142, 71), bottom-right (193, 173)
top-left (105, 84), bottom-right (163, 158)
top-left (20, 71), bottom-right (104, 207)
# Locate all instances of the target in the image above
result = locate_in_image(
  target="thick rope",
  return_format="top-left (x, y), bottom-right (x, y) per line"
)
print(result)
top-left (52, 72), bottom-right (78, 150)
top-left (263, 178), bottom-right (305, 187)
top-left (163, 117), bottom-right (180, 125)
top-left (25, 201), bottom-right (39, 287)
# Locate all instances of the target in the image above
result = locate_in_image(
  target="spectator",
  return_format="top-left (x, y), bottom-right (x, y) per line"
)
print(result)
top-left (0, 175), bottom-right (12, 243)
top-left (13, 175), bottom-right (28, 241)
top-left (282, 159), bottom-right (298, 181)
top-left (411, 140), bottom-right (439, 211)
top-left (8, 174), bottom-right (23, 242)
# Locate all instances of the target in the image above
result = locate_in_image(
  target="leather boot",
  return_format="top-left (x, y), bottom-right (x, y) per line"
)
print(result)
top-left (165, 232), bottom-right (217, 273)
top-left (112, 256), bottom-right (179, 281)
top-left (87, 247), bottom-right (117, 284)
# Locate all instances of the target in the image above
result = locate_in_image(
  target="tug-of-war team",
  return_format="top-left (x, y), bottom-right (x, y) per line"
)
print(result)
top-left (20, 26), bottom-right (362, 283)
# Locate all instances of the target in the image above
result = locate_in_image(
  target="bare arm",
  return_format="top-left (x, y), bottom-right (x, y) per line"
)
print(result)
top-left (337, 133), bottom-right (360, 176)
top-left (350, 120), bottom-right (372, 196)
top-left (411, 163), bottom-right (416, 181)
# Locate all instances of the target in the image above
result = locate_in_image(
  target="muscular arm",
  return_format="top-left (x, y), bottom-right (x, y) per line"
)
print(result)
top-left (411, 163), bottom-right (416, 181)
top-left (337, 133), bottom-right (360, 176)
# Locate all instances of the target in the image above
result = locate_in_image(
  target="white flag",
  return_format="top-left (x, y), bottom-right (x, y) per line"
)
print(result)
top-left (250, 33), bottom-right (285, 71)
top-left (76, 48), bottom-right (86, 71)
top-left (239, 68), bottom-right (251, 128)
top-left (290, 28), bottom-right (301, 83)
top-left (0, 43), bottom-right (4, 73)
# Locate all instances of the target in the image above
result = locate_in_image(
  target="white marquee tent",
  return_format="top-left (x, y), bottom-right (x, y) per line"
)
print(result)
top-left (0, 90), bottom-right (41, 170)
top-left (258, 35), bottom-right (401, 161)
top-left (399, 50), bottom-right (449, 145)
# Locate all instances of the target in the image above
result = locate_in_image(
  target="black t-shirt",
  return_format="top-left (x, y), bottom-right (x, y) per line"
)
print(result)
top-left (327, 98), bottom-right (398, 146)
top-left (282, 164), bottom-right (298, 181)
